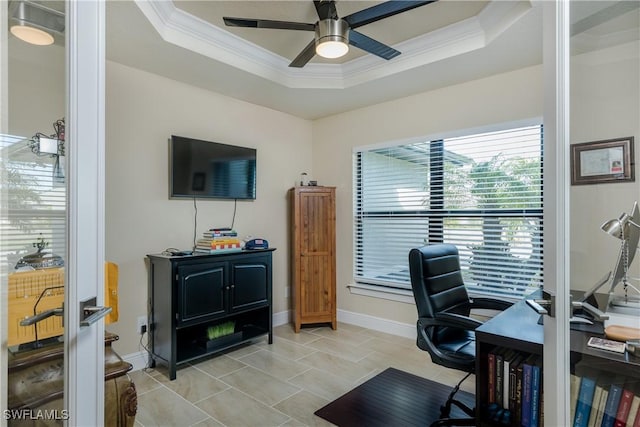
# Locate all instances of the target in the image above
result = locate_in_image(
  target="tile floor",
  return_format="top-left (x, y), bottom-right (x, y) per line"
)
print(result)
top-left (131, 322), bottom-right (475, 427)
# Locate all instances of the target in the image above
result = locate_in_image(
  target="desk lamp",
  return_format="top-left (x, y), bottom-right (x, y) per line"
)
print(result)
top-left (601, 201), bottom-right (640, 314)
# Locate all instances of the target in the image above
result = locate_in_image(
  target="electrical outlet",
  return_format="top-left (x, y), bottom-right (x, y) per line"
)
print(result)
top-left (285, 287), bottom-right (290, 298)
top-left (137, 316), bottom-right (147, 335)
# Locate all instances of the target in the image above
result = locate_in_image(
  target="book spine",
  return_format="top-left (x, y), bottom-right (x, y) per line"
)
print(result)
top-left (508, 356), bottom-right (523, 416)
top-left (496, 352), bottom-right (504, 407)
top-left (573, 376), bottom-right (596, 427)
top-left (516, 361), bottom-right (524, 425)
top-left (634, 399), bottom-right (640, 427)
top-left (522, 361), bottom-right (533, 427)
top-left (596, 390), bottom-right (610, 427)
top-left (627, 396), bottom-right (640, 427)
top-left (588, 386), bottom-right (605, 427)
top-left (531, 363), bottom-right (542, 427)
top-left (571, 374), bottom-right (582, 425)
top-left (503, 351), bottom-right (515, 408)
top-left (488, 352), bottom-right (495, 404)
top-left (614, 389), bottom-right (635, 427)
top-left (603, 385), bottom-right (624, 427)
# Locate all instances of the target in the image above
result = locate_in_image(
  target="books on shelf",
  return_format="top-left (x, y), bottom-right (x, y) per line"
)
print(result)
top-left (486, 346), bottom-right (637, 427)
top-left (568, 371), bottom-right (640, 427)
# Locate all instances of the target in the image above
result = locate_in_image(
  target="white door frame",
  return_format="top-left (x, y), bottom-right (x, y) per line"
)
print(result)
top-left (0, 1), bottom-right (8, 422)
top-left (542, 0), bottom-right (571, 425)
top-left (64, 0), bottom-right (106, 425)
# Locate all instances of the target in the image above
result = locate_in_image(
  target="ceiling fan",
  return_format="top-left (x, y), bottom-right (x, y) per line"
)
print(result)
top-left (223, 0), bottom-right (438, 68)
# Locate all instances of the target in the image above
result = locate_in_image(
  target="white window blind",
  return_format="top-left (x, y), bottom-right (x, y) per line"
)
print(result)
top-left (353, 125), bottom-right (543, 299)
top-left (1, 134), bottom-right (66, 270)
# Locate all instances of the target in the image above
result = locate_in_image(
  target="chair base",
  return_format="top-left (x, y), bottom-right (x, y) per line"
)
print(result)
top-left (430, 372), bottom-right (475, 427)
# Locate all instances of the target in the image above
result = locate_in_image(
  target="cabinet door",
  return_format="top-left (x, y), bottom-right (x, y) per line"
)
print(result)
top-left (177, 263), bottom-right (226, 324)
top-left (229, 257), bottom-right (269, 312)
top-left (299, 190), bottom-right (335, 320)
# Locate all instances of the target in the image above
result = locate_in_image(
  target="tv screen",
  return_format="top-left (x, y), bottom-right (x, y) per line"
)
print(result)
top-left (169, 135), bottom-right (256, 200)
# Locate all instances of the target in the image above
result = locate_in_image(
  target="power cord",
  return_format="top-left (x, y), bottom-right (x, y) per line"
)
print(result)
top-left (230, 198), bottom-right (237, 229)
top-left (138, 329), bottom-right (154, 372)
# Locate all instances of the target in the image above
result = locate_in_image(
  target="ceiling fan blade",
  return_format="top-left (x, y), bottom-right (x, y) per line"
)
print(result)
top-left (289, 39), bottom-right (317, 68)
top-left (344, 0), bottom-right (438, 29)
top-left (223, 17), bottom-right (315, 31)
top-left (349, 30), bottom-right (400, 60)
top-left (314, 0), bottom-right (338, 20)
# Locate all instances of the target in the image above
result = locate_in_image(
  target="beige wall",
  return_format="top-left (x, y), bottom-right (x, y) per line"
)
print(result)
top-left (569, 41), bottom-right (640, 294)
top-left (105, 62), bottom-right (312, 354)
top-left (312, 65), bottom-right (545, 326)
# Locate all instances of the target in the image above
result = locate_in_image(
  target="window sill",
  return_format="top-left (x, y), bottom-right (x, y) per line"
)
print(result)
top-left (348, 282), bottom-right (522, 319)
top-left (347, 283), bottom-right (415, 304)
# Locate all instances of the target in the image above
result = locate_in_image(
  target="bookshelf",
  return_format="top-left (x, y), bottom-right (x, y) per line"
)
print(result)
top-left (475, 294), bottom-right (640, 427)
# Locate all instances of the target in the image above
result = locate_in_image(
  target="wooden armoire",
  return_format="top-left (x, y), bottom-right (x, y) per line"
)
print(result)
top-left (289, 186), bottom-right (336, 332)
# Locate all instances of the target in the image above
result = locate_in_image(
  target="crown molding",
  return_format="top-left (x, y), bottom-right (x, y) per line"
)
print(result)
top-left (135, 0), bottom-right (533, 90)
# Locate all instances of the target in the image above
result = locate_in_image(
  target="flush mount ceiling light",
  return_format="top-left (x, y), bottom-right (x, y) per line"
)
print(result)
top-left (9, 0), bottom-right (64, 46)
top-left (315, 19), bottom-right (349, 59)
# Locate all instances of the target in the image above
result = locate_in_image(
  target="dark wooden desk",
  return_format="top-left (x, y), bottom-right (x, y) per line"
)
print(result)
top-left (474, 293), bottom-right (640, 426)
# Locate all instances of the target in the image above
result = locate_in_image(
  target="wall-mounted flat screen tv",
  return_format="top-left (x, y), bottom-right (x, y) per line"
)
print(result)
top-left (169, 135), bottom-right (256, 200)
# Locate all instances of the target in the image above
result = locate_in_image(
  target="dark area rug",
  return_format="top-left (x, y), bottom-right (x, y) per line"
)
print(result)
top-left (314, 367), bottom-right (475, 427)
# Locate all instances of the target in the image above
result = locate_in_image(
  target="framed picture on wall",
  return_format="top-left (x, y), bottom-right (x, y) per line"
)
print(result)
top-left (570, 137), bottom-right (635, 185)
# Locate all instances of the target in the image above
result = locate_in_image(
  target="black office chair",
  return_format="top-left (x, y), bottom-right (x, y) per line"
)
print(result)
top-left (409, 244), bottom-right (513, 427)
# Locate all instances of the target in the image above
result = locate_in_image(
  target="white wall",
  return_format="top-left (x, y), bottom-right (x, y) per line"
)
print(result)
top-left (105, 62), bottom-right (312, 354)
top-left (312, 65), bottom-right (544, 326)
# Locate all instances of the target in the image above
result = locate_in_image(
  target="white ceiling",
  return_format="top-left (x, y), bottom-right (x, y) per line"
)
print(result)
top-left (105, 0), bottom-right (546, 120)
top-left (4, 0), bottom-right (617, 121)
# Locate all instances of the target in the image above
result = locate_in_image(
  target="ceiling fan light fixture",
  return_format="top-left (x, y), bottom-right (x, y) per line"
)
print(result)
top-left (316, 39), bottom-right (349, 59)
top-left (315, 19), bottom-right (349, 59)
top-left (10, 23), bottom-right (54, 46)
top-left (9, 0), bottom-right (64, 46)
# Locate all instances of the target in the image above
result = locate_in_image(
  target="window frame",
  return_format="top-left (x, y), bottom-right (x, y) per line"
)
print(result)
top-left (352, 123), bottom-right (544, 300)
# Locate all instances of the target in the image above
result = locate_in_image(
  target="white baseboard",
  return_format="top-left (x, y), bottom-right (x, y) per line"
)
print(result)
top-left (123, 350), bottom-right (150, 372)
top-left (273, 309), bottom-right (290, 327)
top-left (127, 309), bottom-right (415, 372)
top-left (337, 309), bottom-right (416, 340)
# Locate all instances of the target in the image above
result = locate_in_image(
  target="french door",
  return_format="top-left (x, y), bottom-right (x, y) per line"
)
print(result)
top-left (1, 1), bottom-right (106, 425)
top-left (543, 1), bottom-right (640, 425)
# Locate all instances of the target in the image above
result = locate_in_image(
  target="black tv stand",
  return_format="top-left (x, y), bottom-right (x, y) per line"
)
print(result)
top-left (146, 249), bottom-right (275, 380)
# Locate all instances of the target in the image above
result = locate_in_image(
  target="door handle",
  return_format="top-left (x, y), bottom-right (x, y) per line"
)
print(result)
top-left (526, 290), bottom-right (556, 317)
top-left (79, 297), bottom-right (112, 327)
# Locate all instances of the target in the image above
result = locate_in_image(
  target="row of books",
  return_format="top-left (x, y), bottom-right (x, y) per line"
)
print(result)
top-left (487, 347), bottom-right (542, 427)
top-left (571, 374), bottom-right (640, 427)
top-left (194, 228), bottom-right (242, 253)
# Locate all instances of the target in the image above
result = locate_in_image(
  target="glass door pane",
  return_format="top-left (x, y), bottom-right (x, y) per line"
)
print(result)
top-left (569, 2), bottom-right (640, 427)
top-left (2, 0), bottom-right (68, 422)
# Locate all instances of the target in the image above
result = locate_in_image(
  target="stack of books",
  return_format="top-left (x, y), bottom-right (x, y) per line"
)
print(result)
top-left (194, 228), bottom-right (241, 253)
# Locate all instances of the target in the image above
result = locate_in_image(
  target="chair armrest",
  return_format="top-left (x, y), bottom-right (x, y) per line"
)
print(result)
top-left (420, 312), bottom-right (482, 331)
top-left (470, 297), bottom-right (513, 311)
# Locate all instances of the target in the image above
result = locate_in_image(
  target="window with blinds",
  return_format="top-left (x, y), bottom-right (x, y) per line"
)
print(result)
top-left (353, 125), bottom-right (543, 299)
top-left (1, 133), bottom-right (66, 270)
